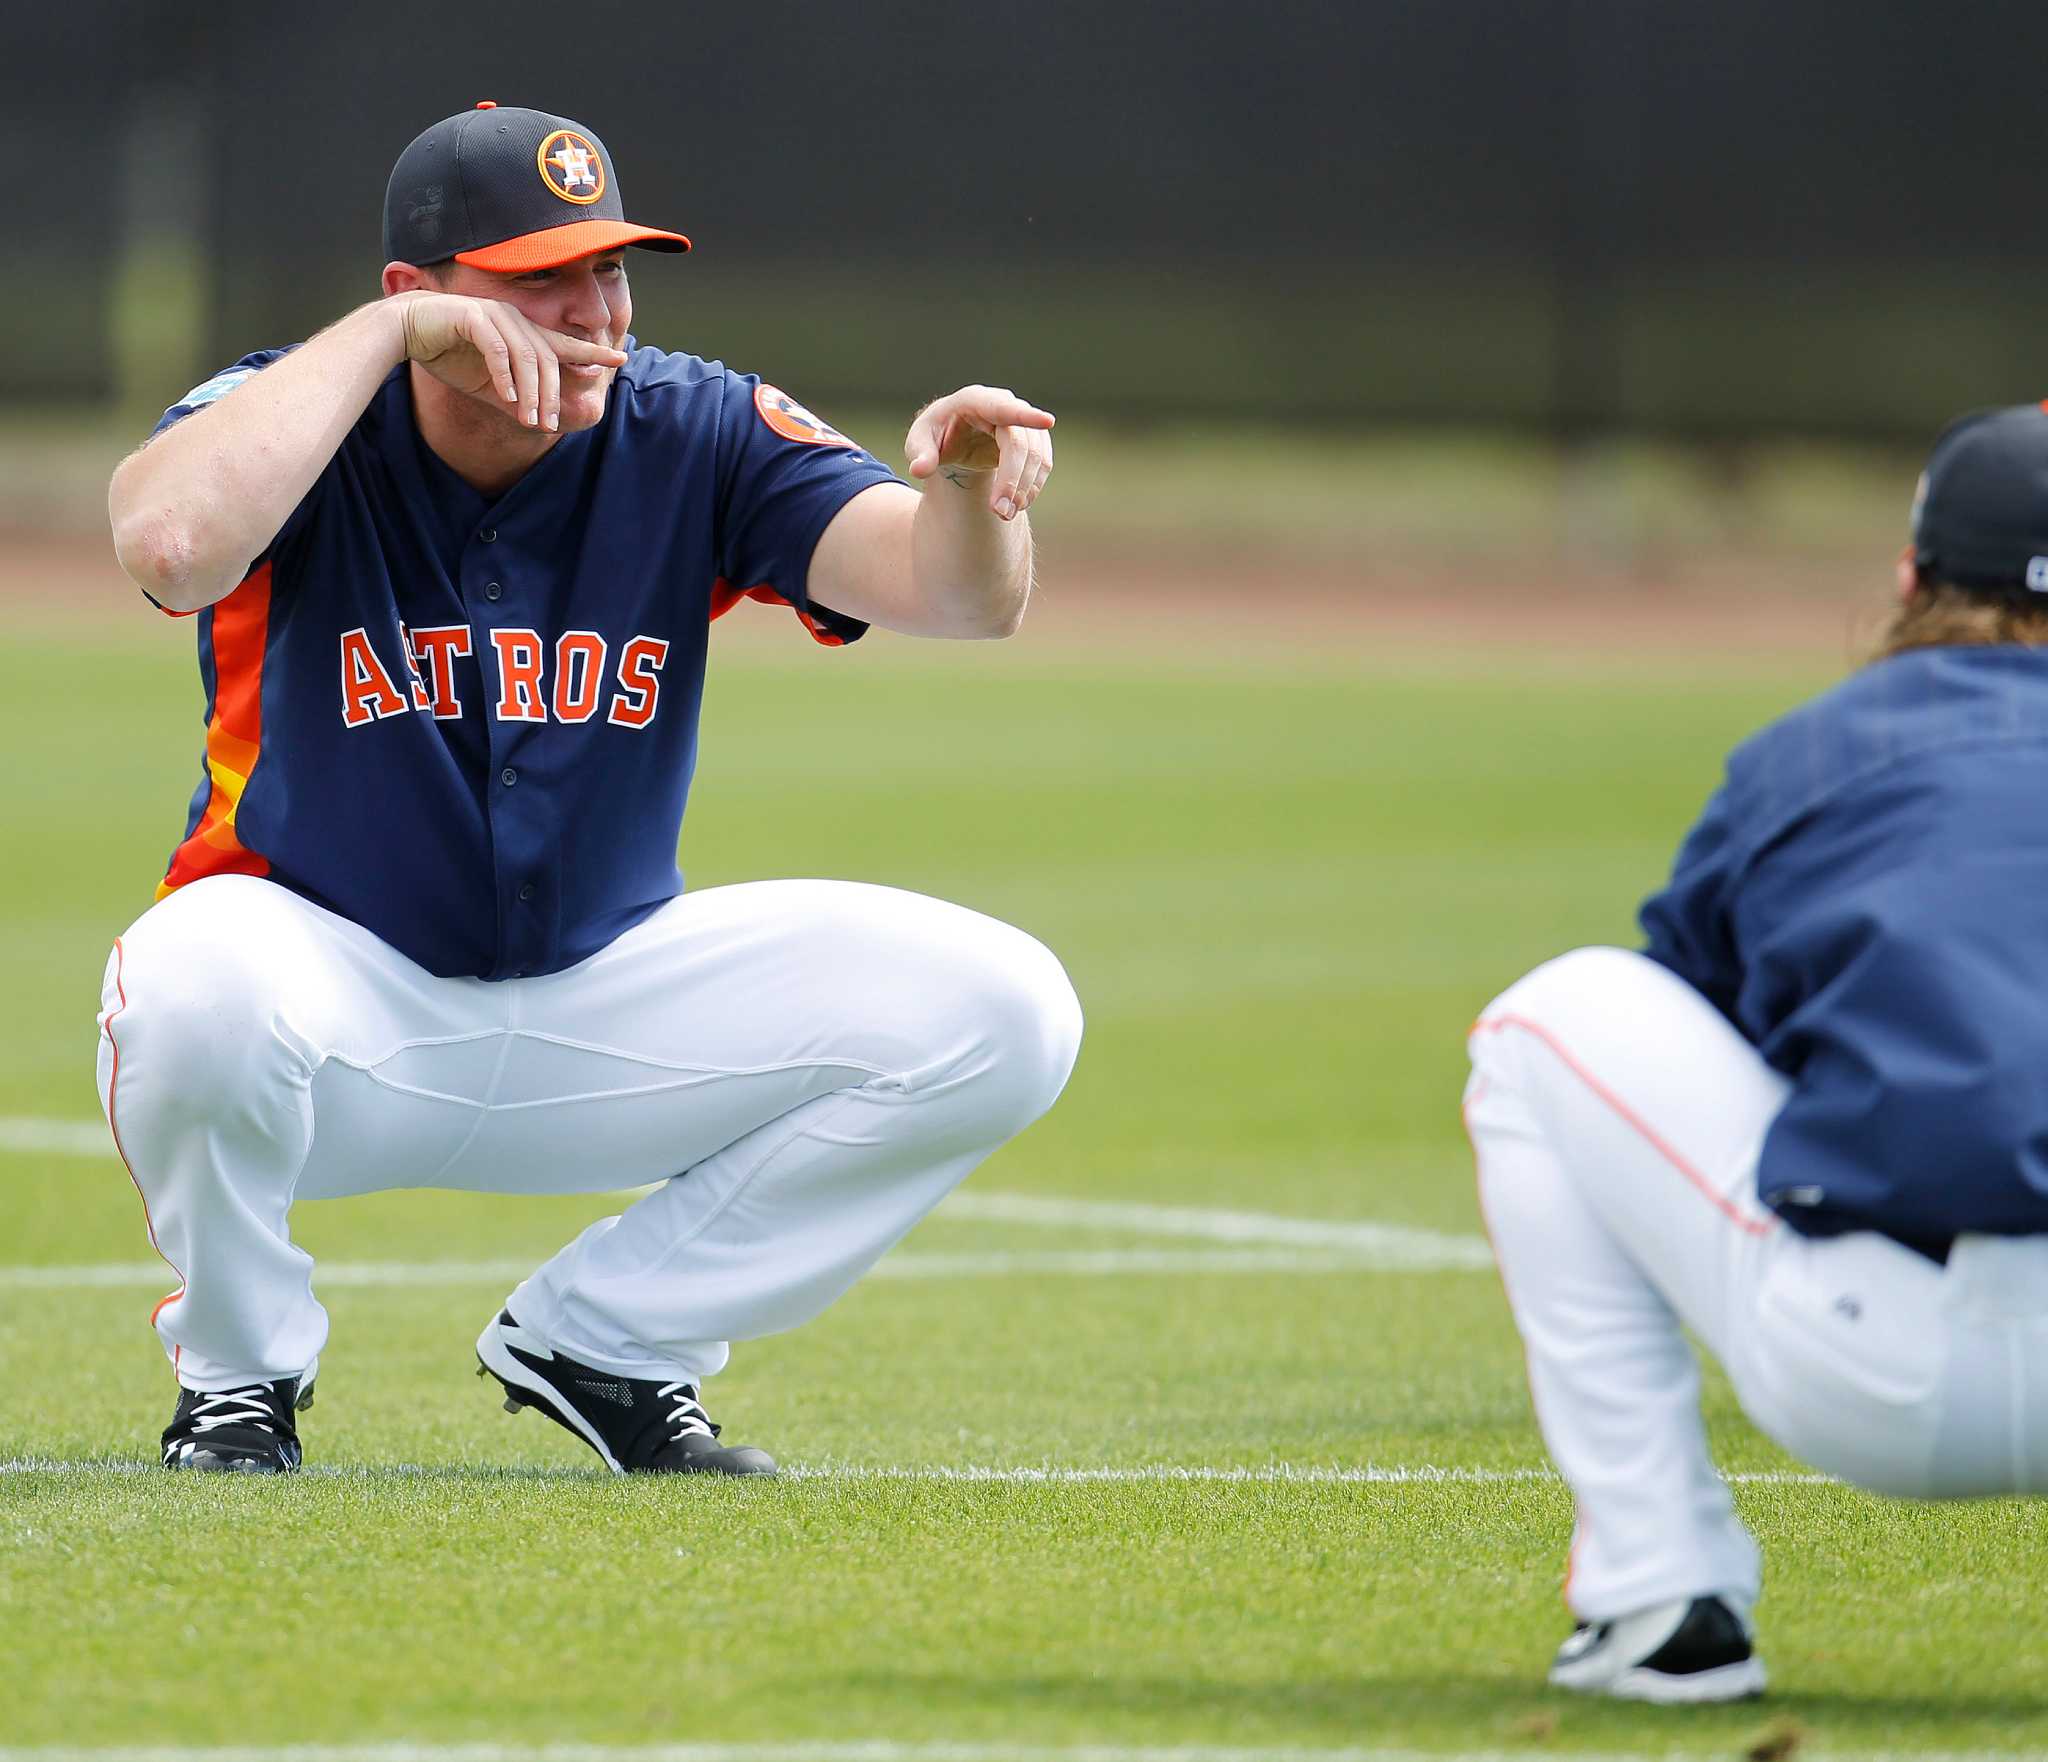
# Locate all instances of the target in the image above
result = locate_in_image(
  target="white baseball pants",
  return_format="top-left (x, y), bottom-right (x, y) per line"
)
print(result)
top-left (96, 874), bottom-right (1082, 1392)
top-left (1465, 947), bottom-right (2048, 1622)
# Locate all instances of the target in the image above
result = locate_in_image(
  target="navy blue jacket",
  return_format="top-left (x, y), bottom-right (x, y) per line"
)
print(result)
top-left (147, 345), bottom-right (898, 980)
top-left (1641, 644), bottom-right (2048, 1248)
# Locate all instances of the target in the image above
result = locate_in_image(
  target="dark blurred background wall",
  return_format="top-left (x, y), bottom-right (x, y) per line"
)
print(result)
top-left (15, 0), bottom-right (2048, 436)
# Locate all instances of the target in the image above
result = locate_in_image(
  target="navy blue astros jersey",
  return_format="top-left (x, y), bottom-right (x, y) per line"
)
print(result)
top-left (147, 346), bottom-right (900, 980)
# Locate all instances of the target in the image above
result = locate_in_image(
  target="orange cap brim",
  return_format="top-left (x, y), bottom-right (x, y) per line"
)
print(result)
top-left (454, 219), bottom-right (691, 272)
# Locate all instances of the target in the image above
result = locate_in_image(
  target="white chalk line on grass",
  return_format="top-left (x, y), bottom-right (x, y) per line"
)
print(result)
top-left (0, 1247), bottom-right (1454, 1292)
top-left (792, 1464), bottom-right (1838, 1487)
top-left (940, 1192), bottom-right (1492, 1267)
top-left (0, 1745), bottom-right (2038, 1762)
top-left (0, 1116), bottom-right (115, 1158)
top-left (0, 1115), bottom-right (1493, 1278)
top-left (780, 1464), bottom-right (1833, 1488)
top-left (0, 1457), bottom-right (1833, 1486)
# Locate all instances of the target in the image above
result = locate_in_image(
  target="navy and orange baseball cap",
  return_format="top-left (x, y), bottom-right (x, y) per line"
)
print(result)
top-left (1911, 402), bottom-right (2048, 595)
top-left (383, 101), bottom-right (690, 271)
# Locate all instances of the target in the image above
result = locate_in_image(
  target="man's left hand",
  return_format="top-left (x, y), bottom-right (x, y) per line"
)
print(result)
top-left (905, 387), bottom-right (1055, 523)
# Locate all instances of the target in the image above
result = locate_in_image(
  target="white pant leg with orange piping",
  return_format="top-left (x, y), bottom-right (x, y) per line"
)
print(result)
top-left (96, 873), bottom-right (1082, 1393)
top-left (1464, 947), bottom-right (1787, 1621)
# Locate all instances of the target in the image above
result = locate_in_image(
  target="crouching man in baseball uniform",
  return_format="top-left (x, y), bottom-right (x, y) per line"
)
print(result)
top-left (1465, 405), bottom-right (2048, 1700)
top-left (101, 103), bottom-right (1081, 1477)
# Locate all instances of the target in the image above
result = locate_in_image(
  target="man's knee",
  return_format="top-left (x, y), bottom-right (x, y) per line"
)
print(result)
top-left (1477, 945), bottom-right (1663, 1029)
top-left (884, 910), bottom-right (1082, 1137)
top-left (699, 882), bottom-right (1083, 1137)
top-left (105, 881), bottom-right (316, 1116)
top-left (967, 929), bottom-right (1084, 1133)
top-left (1471, 946), bottom-right (1684, 1072)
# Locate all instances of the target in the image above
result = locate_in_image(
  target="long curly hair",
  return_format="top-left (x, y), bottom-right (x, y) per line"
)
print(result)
top-left (1873, 580), bottom-right (2048, 660)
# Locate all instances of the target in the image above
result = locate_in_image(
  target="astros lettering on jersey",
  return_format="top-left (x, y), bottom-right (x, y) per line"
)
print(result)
top-left (150, 351), bottom-right (896, 983)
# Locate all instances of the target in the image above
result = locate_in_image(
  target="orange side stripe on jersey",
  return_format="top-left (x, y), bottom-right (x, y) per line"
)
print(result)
top-left (158, 564), bottom-right (274, 898)
top-left (709, 577), bottom-right (848, 648)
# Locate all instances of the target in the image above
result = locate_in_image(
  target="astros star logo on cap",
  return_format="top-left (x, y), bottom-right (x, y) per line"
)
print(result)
top-left (538, 129), bottom-right (605, 205)
top-left (385, 104), bottom-right (689, 271)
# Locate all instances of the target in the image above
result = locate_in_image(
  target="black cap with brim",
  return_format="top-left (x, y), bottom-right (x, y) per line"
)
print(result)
top-left (1913, 402), bottom-right (2048, 596)
top-left (383, 101), bottom-right (689, 271)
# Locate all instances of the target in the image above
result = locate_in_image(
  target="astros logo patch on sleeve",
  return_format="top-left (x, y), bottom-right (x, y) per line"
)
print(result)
top-left (537, 129), bottom-right (605, 204)
top-left (754, 384), bottom-right (855, 448)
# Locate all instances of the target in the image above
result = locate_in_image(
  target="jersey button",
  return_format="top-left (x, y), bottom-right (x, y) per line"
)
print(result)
top-left (517, 882), bottom-right (536, 902)
top-left (484, 581), bottom-right (503, 601)
top-left (500, 767), bottom-right (518, 787)
top-left (479, 526), bottom-right (497, 543)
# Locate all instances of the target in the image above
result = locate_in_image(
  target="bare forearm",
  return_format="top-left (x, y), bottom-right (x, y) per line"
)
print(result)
top-left (808, 385), bottom-right (1053, 638)
top-left (910, 463), bottom-right (1034, 638)
top-left (109, 299), bottom-right (412, 612)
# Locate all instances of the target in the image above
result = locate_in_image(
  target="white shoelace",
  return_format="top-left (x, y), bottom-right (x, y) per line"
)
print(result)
top-left (188, 1387), bottom-right (281, 1434)
top-left (657, 1383), bottom-right (715, 1441)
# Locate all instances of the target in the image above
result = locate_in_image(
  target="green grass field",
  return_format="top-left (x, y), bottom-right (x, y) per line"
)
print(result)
top-left (4, 606), bottom-right (2044, 1760)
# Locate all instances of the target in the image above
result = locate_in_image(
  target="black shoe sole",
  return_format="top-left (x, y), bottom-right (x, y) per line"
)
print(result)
top-left (162, 1444), bottom-right (299, 1474)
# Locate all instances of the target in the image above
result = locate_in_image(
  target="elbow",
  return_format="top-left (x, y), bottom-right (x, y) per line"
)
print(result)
top-left (112, 515), bottom-right (202, 613)
top-left (940, 604), bottom-right (1025, 641)
top-left (902, 588), bottom-right (1027, 641)
top-left (974, 601), bottom-right (1027, 640)
top-left (954, 578), bottom-right (1031, 641)
top-left (109, 501), bottom-right (232, 615)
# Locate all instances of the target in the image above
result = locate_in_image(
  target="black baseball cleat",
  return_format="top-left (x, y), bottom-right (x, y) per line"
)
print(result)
top-left (1548, 1594), bottom-right (1766, 1702)
top-left (474, 1309), bottom-right (777, 1476)
top-left (161, 1375), bottom-right (314, 1474)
